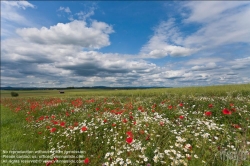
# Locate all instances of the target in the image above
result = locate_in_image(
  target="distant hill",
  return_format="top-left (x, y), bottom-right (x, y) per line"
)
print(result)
top-left (0, 86), bottom-right (171, 90)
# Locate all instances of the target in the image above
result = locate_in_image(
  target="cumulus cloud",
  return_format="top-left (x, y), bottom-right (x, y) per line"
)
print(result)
top-left (140, 19), bottom-right (197, 58)
top-left (1, 2), bottom-right (250, 87)
top-left (16, 20), bottom-right (114, 49)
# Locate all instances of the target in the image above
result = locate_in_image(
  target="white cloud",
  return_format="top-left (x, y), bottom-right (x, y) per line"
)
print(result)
top-left (191, 62), bottom-right (217, 71)
top-left (57, 6), bottom-right (71, 13)
top-left (141, 1), bottom-right (250, 58)
top-left (76, 7), bottom-right (95, 20)
top-left (182, 1), bottom-right (250, 48)
top-left (16, 20), bottom-right (114, 49)
top-left (140, 20), bottom-right (197, 58)
top-left (1, 0), bottom-right (35, 38)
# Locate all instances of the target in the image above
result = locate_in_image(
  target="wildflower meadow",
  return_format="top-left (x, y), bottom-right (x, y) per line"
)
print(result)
top-left (1, 84), bottom-right (250, 166)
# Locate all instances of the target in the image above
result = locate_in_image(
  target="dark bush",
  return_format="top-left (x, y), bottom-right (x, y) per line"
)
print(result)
top-left (11, 92), bottom-right (19, 97)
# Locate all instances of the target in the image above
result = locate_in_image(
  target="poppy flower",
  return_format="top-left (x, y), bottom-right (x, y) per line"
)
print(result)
top-left (73, 122), bottom-right (78, 127)
top-left (123, 118), bottom-right (128, 123)
top-left (126, 137), bottom-right (133, 144)
top-left (232, 124), bottom-right (241, 129)
top-left (103, 119), bottom-right (107, 123)
top-left (222, 108), bottom-right (232, 115)
top-left (179, 115), bottom-right (185, 120)
top-left (46, 161), bottom-right (53, 166)
top-left (126, 131), bottom-right (133, 137)
top-left (112, 123), bottom-right (116, 127)
top-left (208, 104), bottom-right (213, 108)
top-left (81, 126), bottom-right (87, 132)
top-left (204, 111), bottom-right (212, 116)
top-left (50, 128), bottom-right (56, 133)
top-left (84, 158), bottom-right (90, 164)
top-left (179, 103), bottom-right (184, 107)
top-left (60, 121), bottom-right (66, 127)
top-left (168, 105), bottom-right (173, 110)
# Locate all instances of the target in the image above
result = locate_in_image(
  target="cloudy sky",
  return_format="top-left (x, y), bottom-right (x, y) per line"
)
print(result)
top-left (1, 1), bottom-right (250, 87)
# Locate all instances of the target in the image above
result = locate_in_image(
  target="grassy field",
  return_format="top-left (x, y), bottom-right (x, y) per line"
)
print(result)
top-left (1, 84), bottom-right (250, 98)
top-left (1, 84), bottom-right (250, 165)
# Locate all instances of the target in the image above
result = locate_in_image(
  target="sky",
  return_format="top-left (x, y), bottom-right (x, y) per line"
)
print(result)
top-left (1, 1), bottom-right (250, 87)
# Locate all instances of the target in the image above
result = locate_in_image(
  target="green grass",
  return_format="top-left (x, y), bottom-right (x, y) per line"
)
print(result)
top-left (0, 83), bottom-right (250, 165)
top-left (1, 83), bottom-right (250, 98)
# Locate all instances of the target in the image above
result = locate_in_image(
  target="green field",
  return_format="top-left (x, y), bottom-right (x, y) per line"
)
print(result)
top-left (1, 84), bottom-right (250, 165)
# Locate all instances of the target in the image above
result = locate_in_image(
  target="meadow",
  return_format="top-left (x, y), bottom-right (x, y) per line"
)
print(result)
top-left (1, 84), bottom-right (250, 166)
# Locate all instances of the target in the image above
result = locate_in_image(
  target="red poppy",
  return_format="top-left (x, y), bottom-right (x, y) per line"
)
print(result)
top-left (208, 104), bottom-right (213, 108)
top-left (179, 103), bottom-right (184, 107)
top-left (168, 105), bottom-right (173, 110)
top-left (112, 123), bottom-right (116, 127)
top-left (230, 103), bottom-right (234, 107)
top-left (51, 115), bottom-right (55, 119)
top-left (50, 128), bottom-right (56, 133)
top-left (139, 130), bottom-right (144, 134)
top-left (81, 126), bottom-right (87, 132)
top-left (46, 161), bottom-right (53, 166)
top-left (123, 118), bottom-right (128, 123)
top-left (222, 108), bottom-right (232, 115)
top-left (232, 124), bottom-right (241, 129)
top-left (179, 115), bottom-right (184, 120)
top-left (126, 137), bottom-right (133, 144)
top-left (103, 119), bottom-right (107, 123)
top-left (84, 158), bottom-right (90, 164)
top-left (204, 111), bottom-right (212, 116)
top-left (73, 122), bottom-right (78, 127)
top-left (60, 121), bottom-right (66, 127)
top-left (231, 108), bottom-right (236, 112)
top-left (126, 131), bottom-right (133, 137)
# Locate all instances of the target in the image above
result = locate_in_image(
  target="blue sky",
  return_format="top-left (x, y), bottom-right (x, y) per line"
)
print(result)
top-left (1, 1), bottom-right (250, 87)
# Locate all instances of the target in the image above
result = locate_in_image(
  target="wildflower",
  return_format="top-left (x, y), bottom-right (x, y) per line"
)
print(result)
top-left (84, 158), bottom-right (90, 164)
top-left (232, 124), bottom-right (241, 129)
top-left (103, 119), bottom-right (108, 123)
top-left (204, 111), bottom-right (212, 116)
top-left (123, 118), bottom-right (128, 123)
top-left (81, 126), bottom-right (87, 132)
top-left (168, 105), bottom-right (173, 109)
top-left (179, 115), bottom-right (185, 120)
top-left (126, 137), bottom-right (133, 144)
top-left (50, 128), bottom-right (56, 133)
top-left (46, 161), bottom-right (53, 166)
top-left (126, 131), bottom-right (133, 138)
top-left (208, 104), bottom-right (213, 108)
top-left (73, 122), bottom-right (78, 127)
top-left (179, 103), bottom-right (184, 107)
top-left (222, 108), bottom-right (232, 115)
top-left (60, 121), bottom-right (66, 127)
